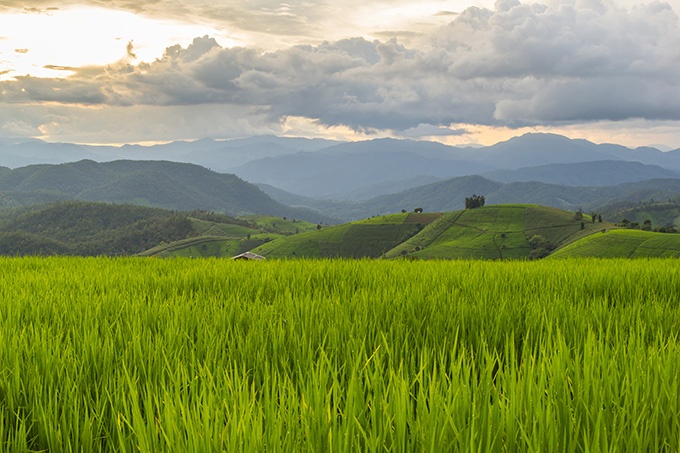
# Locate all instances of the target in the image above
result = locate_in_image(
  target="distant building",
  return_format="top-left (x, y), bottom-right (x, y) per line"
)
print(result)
top-left (232, 252), bottom-right (266, 261)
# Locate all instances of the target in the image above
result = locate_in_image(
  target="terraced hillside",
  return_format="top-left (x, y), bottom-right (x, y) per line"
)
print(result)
top-left (251, 212), bottom-right (442, 258)
top-left (139, 215), bottom-right (291, 258)
top-left (386, 205), bottom-right (603, 259)
top-left (239, 215), bottom-right (320, 234)
top-left (550, 229), bottom-right (680, 258)
top-left (251, 205), bottom-right (615, 260)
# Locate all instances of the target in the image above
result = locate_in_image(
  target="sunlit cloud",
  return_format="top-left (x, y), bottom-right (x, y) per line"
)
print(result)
top-left (1, 0), bottom-right (680, 147)
top-left (0, 6), bottom-right (230, 80)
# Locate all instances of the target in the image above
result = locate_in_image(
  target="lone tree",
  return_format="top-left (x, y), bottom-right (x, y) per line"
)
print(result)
top-left (465, 194), bottom-right (485, 209)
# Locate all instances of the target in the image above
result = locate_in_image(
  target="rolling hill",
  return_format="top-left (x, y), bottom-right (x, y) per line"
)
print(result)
top-left (0, 202), bottom-right (196, 256)
top-left (550, 229), bottom-right (680, 258)
top-left (251, 212), bottom-right (443, 259)
top-left (0, 201), bottom-right (297, 257)
top-left (388, 204), bottom-right (606, 260)
top-left (251, 205), bottom-right (615, 260)
top-left (0, 160), bottom-right (335, 223)
top-left (596, 199), bottom-right (680, 228)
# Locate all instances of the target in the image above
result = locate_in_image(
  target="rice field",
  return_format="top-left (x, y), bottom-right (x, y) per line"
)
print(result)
top-left (1, 257), bottom-right (679, 452)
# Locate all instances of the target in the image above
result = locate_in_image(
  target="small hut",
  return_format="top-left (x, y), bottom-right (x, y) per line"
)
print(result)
top-left (232, 252), bottom-right (266, 261)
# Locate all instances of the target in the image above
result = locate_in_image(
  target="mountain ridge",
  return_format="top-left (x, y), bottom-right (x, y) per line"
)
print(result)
top-left (0, 160), bottom-right (335, 223)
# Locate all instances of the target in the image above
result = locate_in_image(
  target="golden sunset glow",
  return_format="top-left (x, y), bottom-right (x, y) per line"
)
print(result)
top-left (0, 7), bottom-right (228, 80)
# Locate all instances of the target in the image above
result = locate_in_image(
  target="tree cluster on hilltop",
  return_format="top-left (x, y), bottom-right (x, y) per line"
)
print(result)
top-left (465, 194), bottom-right (485, 209)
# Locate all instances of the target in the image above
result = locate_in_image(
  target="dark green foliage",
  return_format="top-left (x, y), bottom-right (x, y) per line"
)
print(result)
top-left (528, 234), bottom-right (554, 260)
top-left (465, 194), bottom-right (485, 209)
top-left (0, 202), bottom-right (196, 256)
top-left (0, 160), bottom-right (335, 223)
top-left (0, 232), bottom-right (71, 255)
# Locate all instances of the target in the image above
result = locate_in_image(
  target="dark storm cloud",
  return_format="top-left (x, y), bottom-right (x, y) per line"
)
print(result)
top-left (3, 1), bottom-right (680, 134)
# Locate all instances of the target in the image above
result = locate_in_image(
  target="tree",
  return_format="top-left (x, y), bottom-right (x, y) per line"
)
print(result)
top-left (414, 207), bottom-right (423, 213)
top-left (465, 194), bottom-right (485, 209)
top-left (528, 234), bottom-right (553, 260)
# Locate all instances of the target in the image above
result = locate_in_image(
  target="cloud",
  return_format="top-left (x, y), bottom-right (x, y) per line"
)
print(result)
top-left (2, 1), bottom-right (680, 142)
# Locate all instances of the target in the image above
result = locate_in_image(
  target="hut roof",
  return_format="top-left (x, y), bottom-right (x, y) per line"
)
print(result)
top-left (232, 251), bottom-right (266, 260)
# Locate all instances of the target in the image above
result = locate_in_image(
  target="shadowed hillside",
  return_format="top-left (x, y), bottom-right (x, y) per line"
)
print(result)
top-left (0, 202), bottom-right (289, 256)
top-left (0, 160), bottom-right (335, 223)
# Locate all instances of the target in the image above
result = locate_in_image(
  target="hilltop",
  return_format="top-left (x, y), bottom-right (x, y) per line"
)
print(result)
top-left (251, 204), bottom-right (621, 260)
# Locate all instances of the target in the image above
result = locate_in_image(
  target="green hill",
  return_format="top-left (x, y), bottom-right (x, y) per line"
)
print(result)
top-left (386, 204), bottom-right (603, 260)
top-left (0, 202), bottom-right (194, 255)
top-left (251, 212), bottom-right (442, 258)
top-left (0, 202), bottom-right (283, 257)
top-left (550, 229), bottom-right (680, 258)
top-left (598, 199), bottom-right (680, 228)
top-left (239, 215), bottom-right (320, 234)
top-left (0, 160), bottom-right (335, 223)
top-left (140, 214), bottom-right (318, 258)
top-left (251, 205), bottom-right (617, 260)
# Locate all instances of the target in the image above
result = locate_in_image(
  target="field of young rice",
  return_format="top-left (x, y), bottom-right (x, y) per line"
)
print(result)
top-left (1, 257), bottom-right (679, 452)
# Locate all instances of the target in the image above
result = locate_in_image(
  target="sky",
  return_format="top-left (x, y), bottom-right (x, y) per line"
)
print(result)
top-left (1, 0), bottom-right (680, 149)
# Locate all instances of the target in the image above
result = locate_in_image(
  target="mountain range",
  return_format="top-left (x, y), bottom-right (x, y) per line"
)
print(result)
top-left (4, 133), bottom-right (680, 203)
top-left (0, 136), bottom-right (338, 171)
top-left (229, 134), bottom-right (680, 199)
top-left (3, 132), bottom-right (680, 224)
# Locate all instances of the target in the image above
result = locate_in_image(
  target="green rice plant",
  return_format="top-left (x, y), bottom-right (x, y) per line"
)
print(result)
top-left (0, 257), bottom-right (679, 451)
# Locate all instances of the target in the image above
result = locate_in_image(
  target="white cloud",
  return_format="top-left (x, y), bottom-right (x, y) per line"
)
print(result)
top-left (1, 1), bottom-right (680, 145)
